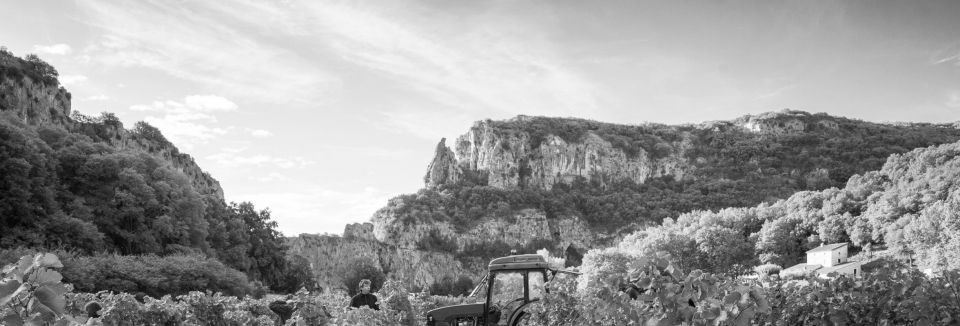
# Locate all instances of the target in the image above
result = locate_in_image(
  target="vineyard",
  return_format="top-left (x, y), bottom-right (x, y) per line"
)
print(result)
top-left (4, 251), bottom-right (960, 325)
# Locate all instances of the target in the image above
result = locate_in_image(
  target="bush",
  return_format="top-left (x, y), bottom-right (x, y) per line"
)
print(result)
top-left (63, 253), bottom-right (255, 297)
top-left (342, 258), bottom-right (386, 296)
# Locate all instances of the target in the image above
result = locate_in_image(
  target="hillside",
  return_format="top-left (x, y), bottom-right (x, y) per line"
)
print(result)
top-left (290, 112), bottom-right (960, 291)
top-left (0, 49), bottom-right (302, 293)
top-left (621, 138), bottom-right (960, 273)
top-left (378, 113), bottom-right (960, 244)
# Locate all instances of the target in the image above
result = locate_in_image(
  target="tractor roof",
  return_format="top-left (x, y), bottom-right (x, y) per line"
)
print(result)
top-left (488, 254), bottom-right (549, 271)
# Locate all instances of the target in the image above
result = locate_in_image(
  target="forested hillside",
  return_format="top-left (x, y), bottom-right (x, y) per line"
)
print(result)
top-left (0, 49), bottom-right (307, 294)
top-left (623, 139), bottom-right (960, 273)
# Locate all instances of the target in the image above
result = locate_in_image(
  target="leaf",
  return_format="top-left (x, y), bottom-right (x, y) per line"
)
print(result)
top-left (636, 277), bottom-right (652, 289)
top-left (34, 254), bottom-right (62, 269)
top-left (34, 270), bottom-right (62, 285)
top-left (723, 292), bottom-right (741, 306)
top-left (33, 285), bottom-right (66, 316)
top-left (1, 314), bottom-right (24, 326)
top-left (0, 279), bottom-right (27, 306)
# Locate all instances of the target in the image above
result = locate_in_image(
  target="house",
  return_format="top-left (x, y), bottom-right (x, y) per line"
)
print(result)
top-left (782, 243), bottom-right (862, 278)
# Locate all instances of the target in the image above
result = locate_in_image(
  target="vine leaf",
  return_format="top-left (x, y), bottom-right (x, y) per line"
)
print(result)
top-left (33, 285), bottom-right (66, 316)
top-left (34, 254), bottom-right (63, 269)
top-left (1, 314), bottom-right (24, 326)
top-left (0, 279), bottom-right (26, 306)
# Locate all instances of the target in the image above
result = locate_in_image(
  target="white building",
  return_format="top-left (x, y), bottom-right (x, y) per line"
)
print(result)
top-left (782, 243), bottom-right (862, 278)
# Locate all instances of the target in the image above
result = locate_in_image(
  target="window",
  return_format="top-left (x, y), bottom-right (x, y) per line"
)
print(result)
top-left (528, 271), bottom-right (545, 301)
top-left (490, 272), bottom-right (524, 326)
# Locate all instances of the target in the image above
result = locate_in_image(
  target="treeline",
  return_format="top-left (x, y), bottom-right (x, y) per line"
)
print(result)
top-left (0, 47), bottom-right (61, 87)
top-left (622, 139), bottom-right (960, 273)
top-left (0, 110), bottom-right (307, 292)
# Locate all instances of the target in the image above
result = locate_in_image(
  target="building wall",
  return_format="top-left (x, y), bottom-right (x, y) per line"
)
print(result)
top-left (806, 245), bottom-right (848, 267)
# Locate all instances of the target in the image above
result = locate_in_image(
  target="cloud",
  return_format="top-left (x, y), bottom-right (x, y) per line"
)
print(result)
top-left (206, 149), bottom-right (314, 169)
top-left (932, 42), bottom-right (960, 66)
top-left (129, 95), bottom-right (238, 149)
top-left (78, 1), bottom-right (339, 105)
top-left (232, 186), bottom-right (392, 235)
top-left (307, 2), bottom-right (600, 116)
top-left (248, 129), bottom-right (273, 138)
top-left (183, 95), bottom-right (238, 111)
top-left (32, 44), bottom-right (72, 55)
top-left (59, 75), bottom-right (88, 85)
top-left (947, 90), bottom-right (960, 108)
top-left (82, 95), bottom-right (110, 101)
top-left (250, 172), bottom-right (287, 182)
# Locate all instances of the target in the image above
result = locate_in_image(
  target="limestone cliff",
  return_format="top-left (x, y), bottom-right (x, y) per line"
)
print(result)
top-left (287, 225), bottom-right (480, 291)
top-left (449, 116), bottom-right (695, 189)
top-left (372, 208), bottom-right (598, 252)
top-left (0, 75), bottom-right (71, 126)
top-left (424, 138), bottom-right (461, 188)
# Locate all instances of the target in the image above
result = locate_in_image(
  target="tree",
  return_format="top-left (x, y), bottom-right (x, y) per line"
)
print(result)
top-left (343, 258), bottom-right (386, 296)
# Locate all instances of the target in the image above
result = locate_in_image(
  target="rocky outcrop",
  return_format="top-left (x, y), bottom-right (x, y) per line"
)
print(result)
top-left (287, 231), bottom-right (478, 292)
top-left (450, 118), bottom-right (695, 190)
top-left (372, 208), bottom-right (599, 253)
top-left (0, 76), bottom-right (71, 126)
top-left (424, 138), bottom-right (461, 187)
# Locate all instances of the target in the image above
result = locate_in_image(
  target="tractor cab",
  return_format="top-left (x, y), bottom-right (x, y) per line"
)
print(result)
top-left (425, 254), bottom-right (550, 326)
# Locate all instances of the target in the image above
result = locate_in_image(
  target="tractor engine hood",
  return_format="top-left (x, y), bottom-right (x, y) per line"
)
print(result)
top-left (426, 302), bottom-right (485, 323)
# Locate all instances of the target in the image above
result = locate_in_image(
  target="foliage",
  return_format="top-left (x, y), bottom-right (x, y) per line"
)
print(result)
top-left (517, 248), bottom-right (960, 326)
top-left (0, 50), bottom-right (60, 86)
top-left (342, 258), bottom-right (387, 296)
top-left (0, 253), bottom-right (77, 325)
top-left (521, 249), bottom-right (771, 325)
top-left (0, 110), bottom-right (293, 292)
top-left (62, 253), bottom-right (255, 298)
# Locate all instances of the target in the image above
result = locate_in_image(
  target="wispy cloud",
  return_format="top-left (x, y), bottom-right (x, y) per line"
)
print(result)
top-left (304, 2), bottom-right (599, 115)
top-left (78, 1), bottom-right (340, 104)
top-left (206, 148), bottom-right (314, 169)
top-left (947, 90), bottom-right (960, 109)
top-left (932, 42), bottom-right (960, 66)
top-left (130, 95), bottom-right (238, 149)
top-left (59, 75), bottom-right (88, 85)
top-left (32, 44), bottom-right (72, 55)
top-left (81, 95), bottom-right (110, 101)
top-left (247, 128), bottom-right (273, 138)
top-left (250, 172), bottom-right (287, 183)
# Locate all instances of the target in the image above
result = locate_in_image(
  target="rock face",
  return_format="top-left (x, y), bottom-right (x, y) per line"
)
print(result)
top-left (0, 76), bottom-right (71, 126)
top-left (424, 138), bottom-right (461, 188)
top-left (372, 208), bottom-right (597, 252)
top-left (448, 117), bottom-right (695, 190)
top-left (287, 225), bottom-right (478, 292)
top-left (0, 74), bottom-right (224, 200)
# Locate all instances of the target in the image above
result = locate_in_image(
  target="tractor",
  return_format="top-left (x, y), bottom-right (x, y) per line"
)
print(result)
top-left (424, 254), bottom-right (576, 326)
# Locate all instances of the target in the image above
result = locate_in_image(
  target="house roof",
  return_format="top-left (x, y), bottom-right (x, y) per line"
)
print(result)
top-left (782, 263), bottom-right (823, 274)
top-left (817, 261), bottom-right (860, 275)
top-left (806, 243), bottom-right (847, 253)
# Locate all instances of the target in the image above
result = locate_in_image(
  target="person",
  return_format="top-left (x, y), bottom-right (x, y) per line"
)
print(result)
top-left (349, 279), bottom-right (379, 310)
top-left (84, 301), bottom-right (103, 326)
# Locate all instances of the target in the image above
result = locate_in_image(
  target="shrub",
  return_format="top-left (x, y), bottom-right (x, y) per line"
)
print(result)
top-left (63, 253), bottom-right (255, 297)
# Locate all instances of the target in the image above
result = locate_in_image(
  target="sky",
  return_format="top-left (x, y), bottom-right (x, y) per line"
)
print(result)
top-left (1, 0), bottom-right (959, 236)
